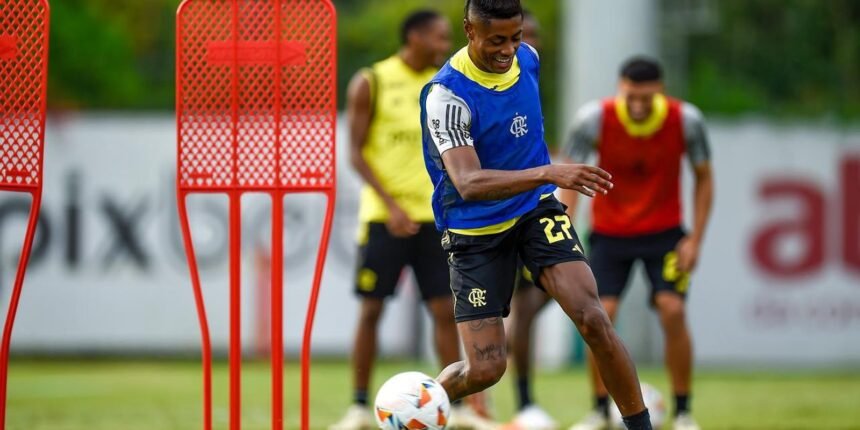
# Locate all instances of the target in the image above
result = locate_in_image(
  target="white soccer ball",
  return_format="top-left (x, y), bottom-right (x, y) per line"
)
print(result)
top-left (374, 371), bottom-right (451, 430)
top-left (609, 382), bottom-right (667, 429)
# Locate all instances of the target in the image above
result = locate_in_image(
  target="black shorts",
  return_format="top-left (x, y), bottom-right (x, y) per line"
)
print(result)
top-left (354, 223), bottom-right (450, 301)
top-left (514, 260), bottom-right (537, 291)
top-left (588, 227), bottom-right (689, 303)
top-left (442, 196), bottom-right (588, 323)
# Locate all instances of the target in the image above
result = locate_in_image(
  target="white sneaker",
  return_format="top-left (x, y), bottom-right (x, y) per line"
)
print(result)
top-left (672, 413), bottom-right (701, 430)
top-left (329, 404), bottom-right (374, 430)
top-left (568, 411), bottom-right (609, 430)
top-left (511, 404), bottom-right (558, 430)
top-left (448, 404), bottom-right (499, 430)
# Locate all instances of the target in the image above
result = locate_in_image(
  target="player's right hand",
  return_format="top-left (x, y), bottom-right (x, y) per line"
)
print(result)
top-left (385, 203), bottom-right (420, 238)
top-left (547, 164), bottom-right (614, 197)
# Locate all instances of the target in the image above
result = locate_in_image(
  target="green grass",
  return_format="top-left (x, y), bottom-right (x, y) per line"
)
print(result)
top-left (6, 359), bottom-right (860, 429)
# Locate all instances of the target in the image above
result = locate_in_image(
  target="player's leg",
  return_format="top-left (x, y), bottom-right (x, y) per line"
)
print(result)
top-left (350, 223), bottom-right (408, 405)
top-left (331, 223), bottom-right (408, 430)
top-left (584, 297), bottom-right (619, 413)
top-left (518, 197), bottom-right (651, 430)
top-left (435, 229), bottom-right (519, 402)
top-left (653, 293), bottom-right (692, 413)
top-left (425, 296), bottom-right (502, 429)
top-left (509, 268), bottom-right (550, 406)
top-left (437, 316), bottom-right (508, 401)
top-left (426, 294), bottom-right (505, 428)
top-left (438, 317), bottom-right (504, 430)
top-left (579, 232), bottom-right (635, 429)
top-left (539, 263), bottom-right (646, 420)
top-left (424, 296), bottom-right (459, 363)
top-left (410, 225), bottom-right (499, 430)
top-left (351, 297), bottom-right (385, 400)
top-left (641, 228), bottom-right (698, 429)
top-left (410, 223), bottom-right (460, 367)
top-left (508, 268), bottom-right (556, 428)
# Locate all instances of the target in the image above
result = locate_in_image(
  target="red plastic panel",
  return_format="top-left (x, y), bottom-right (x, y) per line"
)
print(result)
top-left (0, 0), bottom-right (49, 190)
top-left (177, 0), bottom-right (336, 192)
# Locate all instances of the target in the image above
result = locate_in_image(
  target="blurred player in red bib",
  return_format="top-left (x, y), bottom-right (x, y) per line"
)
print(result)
top-left (563, 57), bottom-right (713, 430)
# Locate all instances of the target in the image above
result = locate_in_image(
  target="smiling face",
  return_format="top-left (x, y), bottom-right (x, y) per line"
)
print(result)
top-left (618, 79), bottom-right (664, 122)
top-left (464, 12), bottom-right (523, 74)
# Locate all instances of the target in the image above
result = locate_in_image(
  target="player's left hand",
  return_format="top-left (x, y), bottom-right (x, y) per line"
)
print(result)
top-left (546, 164), bottom-right (614, 197)
top-left (386, 203), bottom-right (420, 238)
top-left (675, 236), bottom-right (700, 273)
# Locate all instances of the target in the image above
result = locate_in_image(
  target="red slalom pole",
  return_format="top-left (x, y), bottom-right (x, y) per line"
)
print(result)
top-left (0, 1), bottom-right (51, 428)
top-left (271, 192), bottom-right (284, 429)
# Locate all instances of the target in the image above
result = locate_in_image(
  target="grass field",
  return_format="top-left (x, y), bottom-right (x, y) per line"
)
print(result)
top-left (6, 359), bottom-right (860, 429)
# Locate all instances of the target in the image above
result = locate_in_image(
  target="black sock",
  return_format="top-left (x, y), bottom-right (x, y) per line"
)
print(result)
top-left (517, 376), bottom-right (533, 410)
top-left (622, 409), bottom-right (652, 430)
top-left (675, 393), bottom-right (690, 416)
top-left (354, 389), bottom-right (368, 406)
top-left (595, 395), bottom-right (610, 418)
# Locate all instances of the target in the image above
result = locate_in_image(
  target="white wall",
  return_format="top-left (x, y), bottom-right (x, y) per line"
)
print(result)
top-left (688, 121), bottom-right (860, 367)
top-left (0, 113), bottom-right (422, 358)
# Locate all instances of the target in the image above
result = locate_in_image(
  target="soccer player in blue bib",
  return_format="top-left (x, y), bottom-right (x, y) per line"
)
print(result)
top-left (421, 1), bottom-right (652, 429)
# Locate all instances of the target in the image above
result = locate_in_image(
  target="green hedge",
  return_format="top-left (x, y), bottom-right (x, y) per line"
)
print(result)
top-left (48, 0), bottom-right (176, 109)
top-left (684, 0), bottom-right (860, 121)
top-left (42, 1), bottom-right (860, 126)
top-left (45, 0), bottom-right (563, 140)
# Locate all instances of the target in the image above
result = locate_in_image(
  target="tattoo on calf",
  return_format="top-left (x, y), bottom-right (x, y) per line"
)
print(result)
top-left (473, 343), bottom-right (505, 362)
top-left (467, 317), bottom-right (502, 331)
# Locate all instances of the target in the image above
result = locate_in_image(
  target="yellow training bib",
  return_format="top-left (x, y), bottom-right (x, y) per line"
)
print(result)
top-left (358, 56), bottom-right (437, 224)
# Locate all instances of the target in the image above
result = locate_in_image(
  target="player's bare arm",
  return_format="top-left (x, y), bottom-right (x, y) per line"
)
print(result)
top-left (676, 161), bottom-right (713, 272)
top-left (440, 145), bottom-right (614, 201)
top-left (346, 72), bottom-right (419, 237)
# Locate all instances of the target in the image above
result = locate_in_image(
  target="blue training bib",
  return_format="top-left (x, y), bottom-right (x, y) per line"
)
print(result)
top-left (420, 45), bottom-right (556, 231)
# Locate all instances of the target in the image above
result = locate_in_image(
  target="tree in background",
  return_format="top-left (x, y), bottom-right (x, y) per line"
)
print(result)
top-left (47, 0), bottom-right (561, 142)
top-left (680, 0), bottom-right (860, 120)
top-left (333, 0), bottom-right (561, 143)
top-left (46, 1), bottom-right (857, 125)
top-left (49, 0), bottom-right (176, 109)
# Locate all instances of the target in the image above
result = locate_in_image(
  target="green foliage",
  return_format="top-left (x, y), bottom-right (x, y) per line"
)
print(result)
top-left (41, 0), bottom-right (860, 124)
top-left (48, 1), bottom-right (177, 109)
top-left (333, 0), bottom-right (466, 107)
top-left (331, 0), bottom-right (563, 142)
top-left (685, 0), bottom-right (860, 120)
top-left (45, 0), bottom-right (562, 141)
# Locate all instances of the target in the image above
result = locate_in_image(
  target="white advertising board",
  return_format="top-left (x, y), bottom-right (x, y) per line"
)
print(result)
top-left (0, 115), bottom-right (857, 367)
top-left (0, 114), bottom-right (422, 357)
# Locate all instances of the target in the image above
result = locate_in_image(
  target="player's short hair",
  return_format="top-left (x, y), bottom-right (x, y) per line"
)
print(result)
top-left (401, 9), bottom-right (443, 45)
top-left (465, 0), bottom-right (523, 23)
top-left (620, 56), bottom-right (663, 83)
